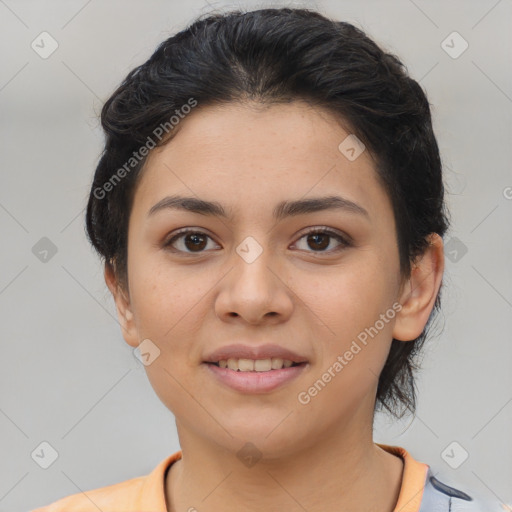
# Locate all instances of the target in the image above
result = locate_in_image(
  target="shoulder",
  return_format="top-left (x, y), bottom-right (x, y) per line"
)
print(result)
top-left (421, 468), bottom-right (507, 512)
top-left (377, 443), bottom-right (507, 512)
top-left (29, 475), bottom-right (146, 512)
top-left (30, 451), bottom-right (181, 512)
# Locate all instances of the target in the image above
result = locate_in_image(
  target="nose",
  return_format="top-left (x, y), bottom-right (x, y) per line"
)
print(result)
top-left (214, 244), bottom-right (294, 325)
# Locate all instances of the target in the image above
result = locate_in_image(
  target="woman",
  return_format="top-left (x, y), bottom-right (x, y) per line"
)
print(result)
top-left (32, 7), bottom-right (502, 512)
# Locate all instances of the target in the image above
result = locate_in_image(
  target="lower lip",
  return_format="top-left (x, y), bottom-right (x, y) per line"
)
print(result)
top-left (204, 363), bottom-right (307, 393)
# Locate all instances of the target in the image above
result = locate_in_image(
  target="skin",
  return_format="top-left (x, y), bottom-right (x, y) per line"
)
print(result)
top-left (106, 101), bottom-right (444, 512)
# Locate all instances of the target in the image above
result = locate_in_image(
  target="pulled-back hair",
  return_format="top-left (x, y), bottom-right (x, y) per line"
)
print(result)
top-left (85, 7), bottom-right (450, 419)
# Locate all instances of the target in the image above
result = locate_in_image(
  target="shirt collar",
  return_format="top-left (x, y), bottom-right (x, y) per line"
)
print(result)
top-left (376, 443), bottom-right (430, 512)
top-left (139, 444), bottom-right (428, 512)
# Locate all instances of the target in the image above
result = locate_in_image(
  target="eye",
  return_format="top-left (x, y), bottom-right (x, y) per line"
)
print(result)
top-left (292, 227), bottom-right (351, 254)
top-left (163, 226), bottom-right (351, 255)
top-left (163, 229), bottom-right (220, 254)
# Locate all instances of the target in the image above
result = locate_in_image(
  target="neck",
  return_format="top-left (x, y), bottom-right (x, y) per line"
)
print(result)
top-left (165, 403), bottom-right (404, 512)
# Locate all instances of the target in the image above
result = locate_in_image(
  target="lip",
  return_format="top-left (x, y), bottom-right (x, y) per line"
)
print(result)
top-left (203, 343), bottom-right (308, 364)
top-left (204, 362), bottom-right (308, 393)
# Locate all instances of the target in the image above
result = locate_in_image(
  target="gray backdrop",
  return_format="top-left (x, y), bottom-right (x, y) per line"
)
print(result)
top-left (1, 0), bottom-right (511, 510)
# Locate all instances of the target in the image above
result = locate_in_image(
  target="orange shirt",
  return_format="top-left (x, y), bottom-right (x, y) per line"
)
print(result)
top-left (29, 443), bottom-right (433, 512)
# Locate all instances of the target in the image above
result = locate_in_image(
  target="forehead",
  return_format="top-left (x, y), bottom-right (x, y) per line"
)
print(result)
top-left (148, 100), bottom-right (357, 163)
top-left (132, 101), bottom-right (391, 225)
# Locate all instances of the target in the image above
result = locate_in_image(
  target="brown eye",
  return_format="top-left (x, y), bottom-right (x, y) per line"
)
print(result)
top-left (294, 228), bottom-right (351, 254)
top-left (163, 227), bottom-right (350, 256)
top-left (182, 233), bottom-right (207, 252)
top-left (164, 230), bottom-right (219, 254)
top-left (306, 232), bottom-right (330, 251)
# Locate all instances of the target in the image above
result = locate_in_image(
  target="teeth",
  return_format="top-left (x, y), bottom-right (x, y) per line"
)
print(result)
top-left (218, 358), bottom-right (296, 372)
top-left (255, 359), bottom-right (271, 371)
top-left (272, 358), bottom-right (284, 370)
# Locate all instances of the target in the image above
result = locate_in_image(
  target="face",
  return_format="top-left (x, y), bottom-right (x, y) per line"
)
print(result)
top-left (109, 101), bottom-right (439, 457)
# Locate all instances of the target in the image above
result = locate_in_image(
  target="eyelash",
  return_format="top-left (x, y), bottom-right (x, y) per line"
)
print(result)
top-left (163, 226), bottom-right (352, 256)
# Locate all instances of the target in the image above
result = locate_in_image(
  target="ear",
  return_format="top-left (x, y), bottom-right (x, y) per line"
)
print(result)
top-left (392, 233), bottom-right (445, 342)
top-left (104, 262), bottom-right (139, 348)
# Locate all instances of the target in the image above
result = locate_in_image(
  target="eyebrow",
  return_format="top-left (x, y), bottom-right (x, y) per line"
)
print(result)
top-left (148, 194), bottom-right (369, 221)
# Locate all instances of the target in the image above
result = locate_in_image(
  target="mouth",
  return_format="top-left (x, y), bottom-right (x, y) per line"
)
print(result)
top-left (202, 344), bottom-right (309, 392)
top-left (203, 359), bottom-right (308, 394)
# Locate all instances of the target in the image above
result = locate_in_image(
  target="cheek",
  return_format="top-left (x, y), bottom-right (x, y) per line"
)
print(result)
top-left (298, 260), bottom-right (393, 334)
top-left (127, 256), bottom-right (209, 411)
top-left (128, 250), bottom-right (207, 337)
top-left (294, 257), bottom-right (398, 392)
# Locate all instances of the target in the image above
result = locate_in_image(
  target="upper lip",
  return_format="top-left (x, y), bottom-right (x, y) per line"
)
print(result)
top-left (203, 344), bottom-right (308, 364)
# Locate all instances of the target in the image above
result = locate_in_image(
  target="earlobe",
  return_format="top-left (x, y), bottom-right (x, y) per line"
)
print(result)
top-left (392, 233), bottom-right (445, 342)
top-left (104, 263), bottom-right (139, 348)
